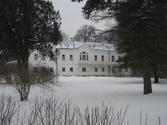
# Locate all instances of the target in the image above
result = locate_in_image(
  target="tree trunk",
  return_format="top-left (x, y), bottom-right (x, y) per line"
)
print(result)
top-left (143, 59), bottom-right (152, 94)
top-left (153, 66), bottom-right (159, 84)
top-left (17, 54), bottom-right (30, 101)
top-left (19, 83), bottom-right (30, 101)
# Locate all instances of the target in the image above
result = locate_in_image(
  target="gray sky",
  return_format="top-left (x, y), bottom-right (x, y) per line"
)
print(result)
top-left (52, 0), bottom-right (106, 37)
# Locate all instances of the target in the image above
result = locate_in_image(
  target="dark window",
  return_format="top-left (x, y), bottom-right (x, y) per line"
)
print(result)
top-left (95, 67), bottom-right (98, 72)
top-left (34, 54), bottom-right (38, 60)
top-left (118, 56), bottom-right (121, 60)
top-left (62, 54), bottom-right (65, 61)
top-left (125, 68), bottom-right (128, 72)
top-left (70, 55), bottom-right (73, 61)
top-left (62, 67), bottom-right (65, 72)
top-left (101, 55), bottom-right (104, 61)
top-left (102, 67), bottom-right (105, 72)
top-left (50, 57), bottom-right (54, 61)
top-left (34, 67), bottom-right (38, 72)
top-left (70, 67), bottom-right (73, 72)
top-left (82, 67), bottom-right (86, 72)
top-left (80, 52), bottom-right (88, 61)
top-left (41, 67), bottom-right (47, 72)
top-left (42, 54), bottom-right (46, 61)
top-left (112, 55), bottom-right (115, 62)
top-left (50, 67), bottom-right (54, 73)
top-left (94, 55), bottom-right (97, 61)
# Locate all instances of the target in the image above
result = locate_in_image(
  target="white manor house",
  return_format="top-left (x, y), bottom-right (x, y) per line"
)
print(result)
top-left (29, 41), bottom-right (131, 76)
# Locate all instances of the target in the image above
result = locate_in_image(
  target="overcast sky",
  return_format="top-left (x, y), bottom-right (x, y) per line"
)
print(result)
top-left (52, 0), bottom-right (106, 37)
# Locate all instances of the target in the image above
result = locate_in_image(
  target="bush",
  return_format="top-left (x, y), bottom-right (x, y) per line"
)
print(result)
top-left (0, 96), bottom-right (163, 125)
top-left (0, 96), bottom-right (17, 125)
top-left (0, 63), bottom-right (55, 101)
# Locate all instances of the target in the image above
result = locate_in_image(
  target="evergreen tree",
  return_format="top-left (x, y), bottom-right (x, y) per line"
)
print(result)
top-left (115, 0), bottom-right (167, 89)
top-left (0, 0), bottom-right (62, 100)
top-left (73, 0), bottom-right (167, 94)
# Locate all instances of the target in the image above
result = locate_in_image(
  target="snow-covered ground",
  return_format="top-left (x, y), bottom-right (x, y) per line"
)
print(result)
top-left (0, 76), bottom-right (167, 124)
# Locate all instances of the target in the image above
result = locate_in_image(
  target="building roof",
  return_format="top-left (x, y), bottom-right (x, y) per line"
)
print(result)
top-left (6, 60), bottom-right (17, 64)
top-left (56, 40), bottom-right (115, 51)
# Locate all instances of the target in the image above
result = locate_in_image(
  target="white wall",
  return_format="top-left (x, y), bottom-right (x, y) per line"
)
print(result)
top-left (29, 45), bottom-right (132, 76)
top-left (29, 50), bottom-right (56, 74)
top-left (58, 45), bottom-right (123, 76)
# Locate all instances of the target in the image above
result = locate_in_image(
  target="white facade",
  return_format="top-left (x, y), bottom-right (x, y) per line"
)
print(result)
top-left (29, 41), bottom-right (131, 76)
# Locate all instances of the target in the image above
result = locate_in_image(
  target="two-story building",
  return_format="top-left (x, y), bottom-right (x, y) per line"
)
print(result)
top-left (29, 41), bottom-right (131, 76)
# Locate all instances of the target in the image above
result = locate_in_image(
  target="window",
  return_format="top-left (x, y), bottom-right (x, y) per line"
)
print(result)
top-left (94, 67), bottom-right (98, 72)
top-left (94, 55), bottom-right (97, 61)
top-left (112, 55), bottom-right (115, 62)
top-left (50, 67), bottom-right (54, 73)
top-left (42, 54), bottom-right (46, 61)
top-left (70, 67), bottom-right (73, 72)
top-left (34, 67), bottom-right (38, 72)
top-left (118, 56), bottom-right (121, 60)
top-left (34, 54), bottom-right (38, 60)
top-left (80, 52), bottom-right (88, 61)
top-left (50, 57), bottom-right (54, 61)
top-left (41, 67), bottom-right (47, 72)
top-left (70, 55), bottom-right (73, 61)
top-left (125, 68), bottom-right (128, 72)
top-left (62, 67), bottom-right (65, 72)
top-left (82, 67), bottom-right (86, 72)
top-left (101, 55), bottom-right (104, 61)
top-left (102, 67), bottom-right (105, 72)
top-left (62, 54), bottom-right (65, 61)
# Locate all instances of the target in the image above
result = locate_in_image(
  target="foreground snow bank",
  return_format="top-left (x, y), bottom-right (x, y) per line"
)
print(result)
top-left (0, 76), bottom-right (167, 124)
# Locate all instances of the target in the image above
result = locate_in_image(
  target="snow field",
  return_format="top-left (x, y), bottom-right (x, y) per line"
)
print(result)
top-left (0, 76), bottom-right (167, 124)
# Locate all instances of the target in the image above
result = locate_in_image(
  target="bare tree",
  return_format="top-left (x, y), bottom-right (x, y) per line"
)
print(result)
top-left (22, 98), bottom-right (75, 125)
top-left (22, 97), bottom-right (129, 125)
top-left (0, 96), bottom-right (17, 125)
top-left (0, 96), bottom-right (163, 125)
top-left (73, 25), bottom-right (96, 42)
top-left (62, 32), bottom-right (69, 42)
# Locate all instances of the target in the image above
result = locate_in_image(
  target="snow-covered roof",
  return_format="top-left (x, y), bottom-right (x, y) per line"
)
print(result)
top-left (6, 60), bottom-right (17, 64)
top-left (56, 40), bottom-right (115, 51)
